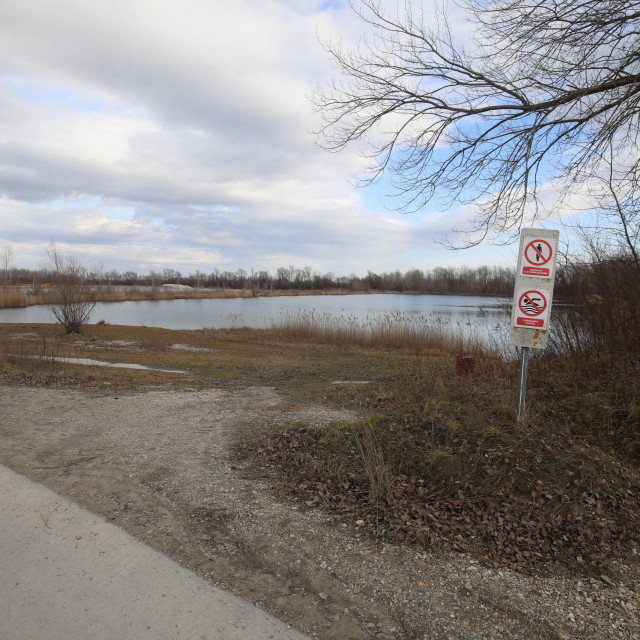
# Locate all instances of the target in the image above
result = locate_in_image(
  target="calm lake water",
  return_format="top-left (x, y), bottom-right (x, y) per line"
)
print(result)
top-left (0, 293), bottom-right (509, 332)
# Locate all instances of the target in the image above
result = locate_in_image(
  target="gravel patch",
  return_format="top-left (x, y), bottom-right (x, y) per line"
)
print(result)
top-left (0, 384), bottom-right (638, 639)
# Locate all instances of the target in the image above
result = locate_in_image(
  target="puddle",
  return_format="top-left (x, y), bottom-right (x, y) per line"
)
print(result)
top-left (8, 354), bottom-right (186, 375)
top-left (169, 343), bottom-right (215, 353)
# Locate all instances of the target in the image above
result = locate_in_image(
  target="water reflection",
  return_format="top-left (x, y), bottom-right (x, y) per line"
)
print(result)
top-left (0, 293), bottom-right (509, 331)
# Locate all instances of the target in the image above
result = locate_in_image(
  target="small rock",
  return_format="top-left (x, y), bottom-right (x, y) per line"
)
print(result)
top-left (601, 575), bottom-right (615, 587)
top-left (319, 592), bottom-right (328, 601)
top-left (356, 519), bottom-right (366, 527)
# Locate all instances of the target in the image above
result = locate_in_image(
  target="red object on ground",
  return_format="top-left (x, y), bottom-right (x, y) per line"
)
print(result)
top-left (456, 355), bottom-right (473, 375)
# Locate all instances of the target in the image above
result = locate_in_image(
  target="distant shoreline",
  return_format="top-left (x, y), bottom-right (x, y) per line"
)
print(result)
top-left (0, 285), bottom-right (511, 309)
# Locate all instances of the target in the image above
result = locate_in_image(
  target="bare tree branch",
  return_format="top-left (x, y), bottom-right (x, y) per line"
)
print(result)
top-left (314, 0), bottom-right (640, 246)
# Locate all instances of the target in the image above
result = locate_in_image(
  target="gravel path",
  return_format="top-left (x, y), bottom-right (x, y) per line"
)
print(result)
top-left (1, 384), bottom-right (638, 639)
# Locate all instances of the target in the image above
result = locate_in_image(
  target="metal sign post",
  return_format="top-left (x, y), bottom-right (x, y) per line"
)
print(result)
top-left (509, 229), bottom-right (559, 421)
top-left (516, 346), bottom-right (530, 422)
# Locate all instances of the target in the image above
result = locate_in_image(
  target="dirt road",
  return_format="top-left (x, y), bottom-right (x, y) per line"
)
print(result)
top-left (1, 384), bottom-right (638, 639)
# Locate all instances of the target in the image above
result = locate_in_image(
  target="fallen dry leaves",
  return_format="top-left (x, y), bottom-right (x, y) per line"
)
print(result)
top-left (242, 426), bottom-right (640, 571)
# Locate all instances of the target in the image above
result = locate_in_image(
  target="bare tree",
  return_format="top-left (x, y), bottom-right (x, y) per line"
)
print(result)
top-left (315, 0), bottom-right (640, 245)
top-left (47, 242), bottom-right (96, 334)
top-left (193, 269), bottom-right (205, 289)
top-left (576, 149), bottom-right (640, 277)
top-left (1, 243), bottom-right (14, 286)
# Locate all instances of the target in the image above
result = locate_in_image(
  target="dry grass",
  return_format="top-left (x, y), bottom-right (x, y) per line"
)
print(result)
top-left (0, 322), bottom-right (413, 398)
top-left (0, 332), bottom-right (68, 374)
top-left (0, 286), bottom-right (254, 308)
top-left (234, 310), bottom-right (488, 354)
top-left (0, 288), bottom-right (54, 308)
top-left (355, 422), bottom-right (392, 504)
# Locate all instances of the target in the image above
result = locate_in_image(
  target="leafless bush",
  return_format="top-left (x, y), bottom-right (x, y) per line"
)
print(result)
top-left (47, 243), bottom-right (95, 334)
top-left (552, 254), bottom-right (640, 355)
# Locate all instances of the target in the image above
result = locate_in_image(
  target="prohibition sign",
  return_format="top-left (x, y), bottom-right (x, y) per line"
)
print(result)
top-left (518, 290), bottom-right (547, 316)
top-left (524, 239), bottom-right (553, 266)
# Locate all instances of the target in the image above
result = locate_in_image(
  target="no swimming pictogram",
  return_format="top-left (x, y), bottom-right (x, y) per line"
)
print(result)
top-left (513, 287), bottom-right (550, 328)
top-left (518, 290), bottom-right (546, 316)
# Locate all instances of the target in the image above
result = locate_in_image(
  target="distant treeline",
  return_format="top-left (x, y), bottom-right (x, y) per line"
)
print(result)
top-left (5, 263), bottom-right (584, 297)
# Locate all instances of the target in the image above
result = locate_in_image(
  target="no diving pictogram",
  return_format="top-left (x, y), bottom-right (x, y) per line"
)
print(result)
top-left (513, 285), bottom-right (551, 329)
top-left (518, 290), bottom-right (547, 316)
top-left (524, 239), bottom-right (552, 266)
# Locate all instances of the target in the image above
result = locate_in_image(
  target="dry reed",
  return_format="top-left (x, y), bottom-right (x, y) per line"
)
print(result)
top-left (257, 289), bottom-right (367, 297)
top-left (258, 310), bottom-right (488, 354)
top-left (0, 286), bottom-right (254, 309)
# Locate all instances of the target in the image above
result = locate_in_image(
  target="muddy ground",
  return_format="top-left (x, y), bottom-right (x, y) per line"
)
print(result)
top-left (0, 325), bottom-right (639, 639)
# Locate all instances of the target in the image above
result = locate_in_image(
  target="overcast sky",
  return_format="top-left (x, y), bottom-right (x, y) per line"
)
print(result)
top-left (0, 0), bottom-right (537, 275)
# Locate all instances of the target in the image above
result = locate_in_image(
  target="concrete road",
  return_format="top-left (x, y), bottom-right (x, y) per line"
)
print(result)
top-left (0, 464), bottom-right (310, 640)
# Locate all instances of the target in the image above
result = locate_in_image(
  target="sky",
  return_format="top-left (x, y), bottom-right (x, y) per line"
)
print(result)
top-left (0, 0), bottom-right (564, 276)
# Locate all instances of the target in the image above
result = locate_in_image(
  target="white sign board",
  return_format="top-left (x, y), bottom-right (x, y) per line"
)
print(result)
top-left (509, 228), bottom-right (559, 349)
top-left (513, 286), bottom-right (551, 329)
top-left (518, 234), bottom-right (558, 279)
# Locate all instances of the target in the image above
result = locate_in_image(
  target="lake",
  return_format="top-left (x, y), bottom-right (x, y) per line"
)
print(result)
top-left (0, 293), bottom-right (509, 332)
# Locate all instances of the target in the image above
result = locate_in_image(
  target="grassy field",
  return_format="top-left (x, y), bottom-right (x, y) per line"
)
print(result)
top-left (0, 322), bottom-right (412, 402)
top-left (1, 320), bottom-right (638, 570)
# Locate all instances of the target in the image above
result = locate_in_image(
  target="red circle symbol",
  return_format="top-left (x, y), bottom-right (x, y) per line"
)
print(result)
top-left (518, 290), bottom-right (547, 316)
top-left (524, 239), bottom-right (552, 266)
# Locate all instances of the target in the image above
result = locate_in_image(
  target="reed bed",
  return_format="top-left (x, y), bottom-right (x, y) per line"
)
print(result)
top-left (255, 310), bottom-right (488, 354)
top-left (0, 288), bottom-right (53, 308)
top-left (257, 289), bottom-right (369, 297)
top-left (0, 286), bottom-right (254, 308)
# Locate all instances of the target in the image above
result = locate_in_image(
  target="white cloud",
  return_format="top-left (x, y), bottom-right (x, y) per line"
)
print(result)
top-left (0, 0), bottom-right (508, 275)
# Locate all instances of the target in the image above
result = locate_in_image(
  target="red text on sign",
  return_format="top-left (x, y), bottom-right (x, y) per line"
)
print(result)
top-left (517, 317), bottom-right (544, 327)
top-left (523, 266), bottom-right (550, 276)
